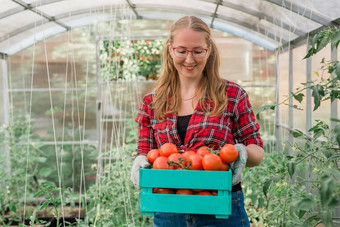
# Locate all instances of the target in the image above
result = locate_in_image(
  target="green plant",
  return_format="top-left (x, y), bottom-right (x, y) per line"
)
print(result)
top-left (0, 117), bottom-right (47, 225)
top-left (32, 182), bottom-right (77, 226)
top-left (77, 117), bottom-right (153, 226)
top-left (100, 39), bottom-right (164, 81)
top-left (250, 27), bottom-right (340, 226)
top-left (244, 121), bottom-right (340, 226)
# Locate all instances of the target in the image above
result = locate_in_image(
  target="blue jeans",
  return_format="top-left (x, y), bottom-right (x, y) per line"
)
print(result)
top-left (153, 191), bottom-right (250, 227)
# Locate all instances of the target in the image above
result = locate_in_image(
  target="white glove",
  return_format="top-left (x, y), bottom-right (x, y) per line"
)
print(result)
top-left (130, 155), bottom-right (150, 188)
top-left (230, 144), bottom-right (248, 186)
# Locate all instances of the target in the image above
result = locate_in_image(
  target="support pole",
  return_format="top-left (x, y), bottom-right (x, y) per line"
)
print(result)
top-left (306, 44), bottom-right (312, 133)
top-left (95, 23), bottom-right (103, 185)
top-left (0, 59), bottom-right (11, 180)
top-left (331, 44), bottom-right (339, 221)
top-left (330, 47), bottom-right (338, 129)
top-left (274, 51), bottom-right (282, 153)
top-left (288, 47), bottom-right (294, 154)
top-left (305, 44), bottom-right (313, 192)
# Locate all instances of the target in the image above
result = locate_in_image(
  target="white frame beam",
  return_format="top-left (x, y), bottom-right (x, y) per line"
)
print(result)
top-left (1, 59), bottom-right (11, 179)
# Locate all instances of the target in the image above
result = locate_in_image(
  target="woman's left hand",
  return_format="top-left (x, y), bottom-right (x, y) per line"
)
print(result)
top-left (229, 144), bottom-right (248, 186)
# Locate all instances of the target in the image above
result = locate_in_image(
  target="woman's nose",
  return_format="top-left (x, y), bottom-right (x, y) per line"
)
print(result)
top-left (185, 51), bottom-right (195, 63)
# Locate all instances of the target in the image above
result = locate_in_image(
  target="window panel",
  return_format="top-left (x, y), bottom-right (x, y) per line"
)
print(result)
top-left (0, 10), bottom-right (43, 37)
top-left (0, 1), bottom-right (23, 14)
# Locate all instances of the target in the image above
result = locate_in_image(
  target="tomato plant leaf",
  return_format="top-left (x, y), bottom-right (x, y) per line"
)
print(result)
top-left (331, 30), bottom-right (340, 50)
top-left (292, 93), bottom-right (304, 103)
top-left (335, 62), bottom-right (340, 80)
top-left (298, 210), bottom-right (306, 219)
top-left (321, 148), bottom-right (332, 159)
top-left (34, 190), bottom-right (44, 197)
top-left (325, 154), bottom-right (340, 166)
top-left (263, 179), bottom-right (272, 197)
top-left (303, 48), bottom-right (315, 59)
top-left (258, 197), bottom-right (265, 208)
top-left (40, 201), bottom-right (50, 210)
top-left (292, 129), bottom-right (303, 138)
top-left (328, 197), bottom-right (340, 209)
top-left (311, 84), bottom-right (325, 111)
top-left (39, 167), bottom-right (53, 177)
top-left (9, 202), bottom-right (16, 212)
top-left (287, 161), bottom-right (296, 178)
top-left (316, 32), bottom-right (331, 53)
top-left (296, 197), bottom-right (315, 210)
top-left (255, 104), bottom-right (276, 120)
top-left (330, 90), bottom-right (340, 102)
top-left (335, 124), bottom-right (340, 146)
top-left (319, 175), bottom-right (336, 208)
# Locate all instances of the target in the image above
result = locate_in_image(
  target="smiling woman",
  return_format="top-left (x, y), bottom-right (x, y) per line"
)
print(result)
top-left (131, 16), bottom-right (264, 227)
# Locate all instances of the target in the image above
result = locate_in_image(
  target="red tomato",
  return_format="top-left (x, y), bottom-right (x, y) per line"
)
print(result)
top-left (192, 189), bottom-right (204, 192)
top-left (176, 189), bottom-right (194, 195)
top-left (219, 144), bottom-right (239, 163)
top-left (152, 156), bottom-right (174, 169)
top-left (147, 149), bottom-right (160, 164)
top-left (202, 154), bottom-right (222, 171)
top-left (220, 162), bottom-right (230, 171)
top-left (160, 143), bottom-right (178, 157)
top-left (187, 154), bottom-right (203, 170)
top-left (197, 191), bottom-right (212, 196)
top-left (168, 153), bottom-right (185, 169)
top-left (182, 150), bottom-right (196, 159)
top-left (196, 146), bottom-right (210, 157)
top-left (153, 188), bottom-right (175, 194)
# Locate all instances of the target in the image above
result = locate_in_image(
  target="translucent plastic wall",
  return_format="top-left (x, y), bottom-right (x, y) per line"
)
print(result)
top-left (6, 26), bottom-right (98, 190)
top-left (278, 45), bottom-right (340, 133)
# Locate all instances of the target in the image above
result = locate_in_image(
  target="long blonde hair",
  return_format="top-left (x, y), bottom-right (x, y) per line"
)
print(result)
top-left (152, 16), bottom-right (227, 120)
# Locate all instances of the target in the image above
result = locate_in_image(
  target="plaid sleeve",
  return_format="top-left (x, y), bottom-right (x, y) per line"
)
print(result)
top-left (135, 95), bottom-right (157, 155)
top-left (233, 88), bottom-right (263, 148)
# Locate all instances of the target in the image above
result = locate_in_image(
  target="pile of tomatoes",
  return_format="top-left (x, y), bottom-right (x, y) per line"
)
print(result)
top-left (146, 142), bottom-right (239, 195)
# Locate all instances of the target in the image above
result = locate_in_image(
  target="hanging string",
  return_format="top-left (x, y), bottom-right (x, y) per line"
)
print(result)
top-left (43, 32), bottom-right (64, 227)
top-left (23, 26), bottom-right (36, 225)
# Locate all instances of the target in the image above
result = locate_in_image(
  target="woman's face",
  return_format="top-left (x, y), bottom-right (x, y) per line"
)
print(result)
top-left (170, 27), bottom-right (210, 81)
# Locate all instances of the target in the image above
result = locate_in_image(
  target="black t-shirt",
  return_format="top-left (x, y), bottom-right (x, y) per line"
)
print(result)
top-left (177, 114), bottom-right (192, 144)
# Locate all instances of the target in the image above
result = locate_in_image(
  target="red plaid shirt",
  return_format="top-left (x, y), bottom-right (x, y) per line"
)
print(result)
top-left (135, 80), bottom-right (263, 155)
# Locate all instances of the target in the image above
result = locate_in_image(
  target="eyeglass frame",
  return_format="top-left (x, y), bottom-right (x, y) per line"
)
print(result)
top-left (171, 45), bottom-right (209, 59)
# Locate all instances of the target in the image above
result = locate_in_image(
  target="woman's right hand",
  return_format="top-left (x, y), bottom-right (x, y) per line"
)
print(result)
top-left (130, 155), bottom-right (151, 188)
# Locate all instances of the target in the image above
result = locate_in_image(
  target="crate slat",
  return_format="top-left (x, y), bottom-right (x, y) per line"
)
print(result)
top-left (139, 168), bottom-right (232, 219)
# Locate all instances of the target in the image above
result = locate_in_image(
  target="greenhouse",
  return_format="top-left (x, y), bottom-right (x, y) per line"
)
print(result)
top-left (0, 0), bottom-right (339, 226)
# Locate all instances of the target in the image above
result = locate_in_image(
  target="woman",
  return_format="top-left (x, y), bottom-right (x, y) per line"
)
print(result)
top-left (131, 16), bottom-right (264, 227)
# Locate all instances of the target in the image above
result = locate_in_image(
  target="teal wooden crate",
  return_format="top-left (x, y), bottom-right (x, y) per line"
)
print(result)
top-left (139, 168), bottom-right (232, 219)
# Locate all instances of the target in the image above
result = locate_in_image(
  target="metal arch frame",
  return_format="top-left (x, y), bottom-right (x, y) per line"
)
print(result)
top-left (2, 0), bottom-right (299, 38)
top-left (11, 0), bottom-right (70, 30)
top-left (0, 19), bottom-right (50, 43)
top-left (210, 0), bottom-right (221, 27)
top-left (265, 0), bottom-right (339, 27)
top-left (0, 4), bottom-right (285, 53)
top-left (136, 5), bottom-right (288, 41)
top-left (0, 1), bottom-right (302, 49)
top-left (0, 0), bottom-right (338, 56)
top-left (219, 1), bottom-right (306, 37)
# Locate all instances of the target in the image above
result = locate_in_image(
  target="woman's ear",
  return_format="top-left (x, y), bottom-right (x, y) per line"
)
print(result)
top-left (168, 44), bottom-right (174, 58)
top-left (206, 44), bottom-right (212, 59)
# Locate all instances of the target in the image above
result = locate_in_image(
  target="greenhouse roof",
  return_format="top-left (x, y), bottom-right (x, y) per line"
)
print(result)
top-left (0, 0), bottom-right (339, 57)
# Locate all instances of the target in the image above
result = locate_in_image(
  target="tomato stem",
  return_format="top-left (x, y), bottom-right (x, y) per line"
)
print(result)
top-left (168, 158), bottom-right (190, 170)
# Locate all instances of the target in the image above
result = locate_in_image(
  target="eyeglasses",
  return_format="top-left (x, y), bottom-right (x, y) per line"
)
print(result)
top-left (172, 46), bottom-right (208, 59)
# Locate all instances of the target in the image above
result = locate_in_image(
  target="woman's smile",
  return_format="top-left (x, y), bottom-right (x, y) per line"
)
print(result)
top-left (183, 64), bottom-right (196, 71)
